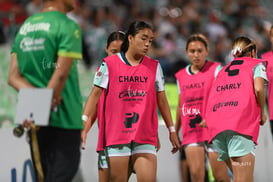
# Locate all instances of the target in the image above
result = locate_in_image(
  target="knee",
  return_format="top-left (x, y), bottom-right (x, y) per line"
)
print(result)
top-left (233, 175), bottom-right (253, 182)
top-left (211, 168), bottom-right (230, 182)
top-left (213, 174), bottom-right (230, 182)
top-left (110, 175), bottom-right (128, 182)
top-left (190, 167), bottom-right (205, 181)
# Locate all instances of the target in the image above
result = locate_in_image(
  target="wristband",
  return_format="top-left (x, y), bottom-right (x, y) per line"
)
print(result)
top-left (168, 126), bottom-right (176, 133)
top-left (82, 115), bottom-right (88, 122)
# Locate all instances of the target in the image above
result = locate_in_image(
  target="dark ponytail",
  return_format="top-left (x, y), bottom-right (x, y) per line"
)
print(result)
top-left (120, 20), bottom-right (153, 53)
top-left (106, 31), bottom-right (125, 48)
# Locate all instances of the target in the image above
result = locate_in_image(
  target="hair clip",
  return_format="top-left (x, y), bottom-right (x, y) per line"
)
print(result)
top-left (231, 46), bottom-right (242, 56)
top-left (118, 31), bottom-right (125, 35)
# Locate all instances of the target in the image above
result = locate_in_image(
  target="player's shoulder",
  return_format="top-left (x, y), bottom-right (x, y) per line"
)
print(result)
top-left (144, 55), bottom-right (158, 62)
top-left (246, 57), bottom-right (262, 64)
top-left (206, 60), bottom-right (222, 67)
top-left (174, 66), bottom-right (187, 78)
top-left (104, 54), bottom-right (120, 63)
top-left (142, 55), bottom-right (159, 68)
top-left (231, 57), bottom-right (261, 67)
top-left (261, 51), bottom-right (273, 58)
top-left (45, 11), bottom-right (80, 29)
top-left (61, 13), bottom-right (80, 27)
top-left (27, 11), bottom-right (79, 27)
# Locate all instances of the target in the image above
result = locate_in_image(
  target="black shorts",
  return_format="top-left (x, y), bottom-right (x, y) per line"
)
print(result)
top-left (29, 126), bottom-right (81, 182)
top-left (180, 147), bottom-right (187, 160)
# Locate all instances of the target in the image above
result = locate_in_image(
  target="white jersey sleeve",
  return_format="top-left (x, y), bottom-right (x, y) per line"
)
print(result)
top-left (93, 61), bottom-right (109, 89)
top-left (156, 63), bottom-right (165, 92)
top-left (214, 64), bottom-right (223, 79)
top-left (253, 63), bottom-right (268, 84)
top-left (177, 80), bottom-right (181, 95)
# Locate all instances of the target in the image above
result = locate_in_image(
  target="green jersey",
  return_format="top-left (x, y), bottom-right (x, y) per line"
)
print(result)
top-left (12, 11), bottom-right (83, 129)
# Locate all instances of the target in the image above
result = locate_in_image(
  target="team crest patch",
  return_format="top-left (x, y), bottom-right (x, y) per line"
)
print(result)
top-left (96, 71), bottom-right (102, 77)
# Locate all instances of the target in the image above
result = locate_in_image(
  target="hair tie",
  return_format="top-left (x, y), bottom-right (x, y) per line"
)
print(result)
top-left (231, 46), bottom-right (242, 56)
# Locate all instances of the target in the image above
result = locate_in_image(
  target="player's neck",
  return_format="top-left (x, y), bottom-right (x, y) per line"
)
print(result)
top-left (41, 2), bottom-right (65, 14)
top-left (125, 51), bottom-right (143, 66)
top-left (191, 61), bottom-right (206, 74)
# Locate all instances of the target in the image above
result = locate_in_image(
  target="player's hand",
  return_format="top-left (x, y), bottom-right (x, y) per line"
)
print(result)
top-left (199, 119), bottom-right (207, 128)
top-left (260, 113), bottom-right (267, 126)
top-left (81, 130), bottom-right (87, 150)
top-left (22, 119), bottom-right (32, 128)
top-left (169, 132), bottom-right (181, 154)
top-left (51, 96), bottom-right (62, 111)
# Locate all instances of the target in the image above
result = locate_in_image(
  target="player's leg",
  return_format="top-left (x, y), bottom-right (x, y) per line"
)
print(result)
top-left (105, 144), bottom-right (131, 182)
top-left (227, 132), bottom-right (256, 182)
top-left (206, 141), bottom-right (230, 182)
top-left (131, 143), bottom-right (157, 182)
top-left (184, 144), bottom-right (206, 182)
top-left (230, 153), bottom-right (255, 182)
top-left (98, 151), bottom-right (110, 182)
top-left (180, 147), bottom-right (191, 182)
top-left (207, 151), bottom-right (230, 182)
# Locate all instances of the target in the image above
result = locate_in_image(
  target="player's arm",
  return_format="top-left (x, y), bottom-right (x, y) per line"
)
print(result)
top-left (254, 77), bottom-right (266, 125)
top-left (175, 96), bottom-right (181, 136)
top-left (83, 86), bottom-right (103, 129)
top-left (8, 53), bottom-right (36, 128)
top-left (157, 91), bottom-right (181, 153)
top-left (82, 60), bottom-right (108, 130)
top-left (81, 85), bottom-right (103, 147)
top-left (253, 63), bottom-right (268, 125)
top-left (175, 80), bottom-right (182, 135)
top-left (49, 21), bottom-right (82, 106)
top-left (157, 91), bottom-right (174, 129)
top-left (46, 56), bottom-right (74, 106)
top-left (81, 60), bottom-right (108, 146)
top-left (155, 63), bottom-right (180, 152)
top-left (8, 53), bottom-right (35, 90)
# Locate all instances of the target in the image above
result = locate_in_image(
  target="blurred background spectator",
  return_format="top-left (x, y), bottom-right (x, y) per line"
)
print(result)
top-left (1, 0), bottom-right (273, 78)
top-left (26, 0), bottom-right (42, 16)
top-left (0, 0), bottom-right (28, 42)
top-left (0, 3), bottom-right (273, 181)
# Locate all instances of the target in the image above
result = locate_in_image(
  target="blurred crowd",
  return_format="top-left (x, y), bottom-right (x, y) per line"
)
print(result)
top-left (1, 0), bottom-right (273, 82)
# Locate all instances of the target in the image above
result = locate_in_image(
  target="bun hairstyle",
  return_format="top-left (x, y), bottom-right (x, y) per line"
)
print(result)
top-left (186, 33), bottom-right (209, 51)
top-left (231, 36), bottom-right (256, 57)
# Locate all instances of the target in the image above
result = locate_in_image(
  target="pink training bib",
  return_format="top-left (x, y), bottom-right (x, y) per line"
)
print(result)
top-left (261, 51), bottom-right (273, 120)
top-left (175, 61), bottom-right (220, 145)
top-left (206, 57), bottom-right (261, 144)
top-left (103, 54), bottom-right (159, 147)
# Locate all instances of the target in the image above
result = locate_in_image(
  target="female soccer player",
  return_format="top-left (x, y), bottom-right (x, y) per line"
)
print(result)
top-left (261, 25), bottom-right (273, 139)
top-left (81, 20), bottom-right (180, 182)
top-left (83, 30), bottom-right (161, 182)
top-left (96, 31), bottom-right (125, 182)
top-left (206, 36), bottom-right (267, 182)
top-left (175, 34), bottom-right (230, 182)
